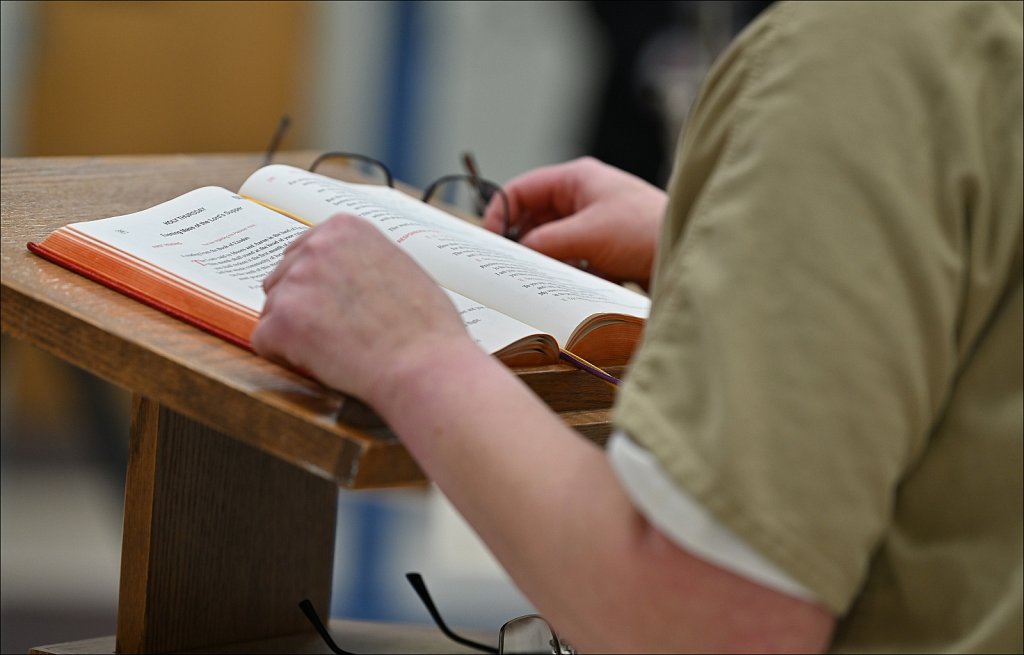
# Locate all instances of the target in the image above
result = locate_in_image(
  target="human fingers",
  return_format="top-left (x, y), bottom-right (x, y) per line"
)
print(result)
top-left (253, 216), bottom-right (378, 385)
top-left (253, 213), bottom-right (470, 399)
top-left (519, 202), bottom-right (660, 285)
top-left (517, 210), bottom-right (628, 281)
top-left (518, 210), bottom-right (604, 260)
top-left (260, 220), bottom-right (322, 293)
top-left (481, 159), bottom-right (594, 235)
top-left (251, 272), bottom-right (307, 371)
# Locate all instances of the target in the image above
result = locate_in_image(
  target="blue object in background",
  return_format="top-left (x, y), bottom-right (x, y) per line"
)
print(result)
top-left (383, 0), bottom-right (427, 187)
top-left (331, 0), bottom-right (428, 623)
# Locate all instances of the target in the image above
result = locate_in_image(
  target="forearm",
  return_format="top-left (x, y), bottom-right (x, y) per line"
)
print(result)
top-left (373, 339), bottom-right (636, 640)
top-left (252, 183), bottom-right (833, 652)
top-left (370, 339), bottom-right (833, 652)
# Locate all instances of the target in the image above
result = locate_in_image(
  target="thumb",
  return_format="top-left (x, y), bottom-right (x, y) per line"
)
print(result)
top-left (519, 210), bottom-right (607, 265)
top-left (481, 194), bottom-right (506, 234)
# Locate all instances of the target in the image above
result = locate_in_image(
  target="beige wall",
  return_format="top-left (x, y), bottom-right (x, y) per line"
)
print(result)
top-left (24, 1), bottom-right (310, 155)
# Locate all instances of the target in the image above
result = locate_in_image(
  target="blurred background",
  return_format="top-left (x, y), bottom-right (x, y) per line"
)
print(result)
top-left (0, 1), bottom-right (768, 651)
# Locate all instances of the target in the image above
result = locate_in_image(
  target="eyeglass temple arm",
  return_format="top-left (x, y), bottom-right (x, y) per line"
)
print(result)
top-left (405, 573), bottom-right (499, 653)
top-left (460, 153), bottom-right (513, 237)
top-left (263, 114), bottom-right (292, 166)
top-left (461, 152), bottom-right (487, 210)
top-left (298, 598), bottom-right (359, 655)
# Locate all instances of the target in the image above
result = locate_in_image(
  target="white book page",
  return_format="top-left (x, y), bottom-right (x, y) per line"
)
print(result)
top-left (240, 165), bottom-right (650, 345)
top-left (67, 185), bottom-right (545, 356)
top-left (68, 186), bottom-right (306, 312)
top-left (442, 289), bottom-right (552, 355)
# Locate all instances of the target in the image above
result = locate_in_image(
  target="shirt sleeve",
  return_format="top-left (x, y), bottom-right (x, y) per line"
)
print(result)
top-left (607, 429), bottom-right (817, 603)
top-left (613, 0), bottom-right (971, 613)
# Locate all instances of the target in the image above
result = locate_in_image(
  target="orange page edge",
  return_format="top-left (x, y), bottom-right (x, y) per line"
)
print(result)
top-left (27, 240), bottom-right (254, 352)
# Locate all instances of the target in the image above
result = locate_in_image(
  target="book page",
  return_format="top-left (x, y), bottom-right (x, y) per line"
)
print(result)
top-left (67, 186), bottom-right (306, 312)
top-left (442, 289), bottom-right (555, 355)
top-left (63, 185), bottom-right (549, 358)
top-left (240, 165), bottom-right (650, 345)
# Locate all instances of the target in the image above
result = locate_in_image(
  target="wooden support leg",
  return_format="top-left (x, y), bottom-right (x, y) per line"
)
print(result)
top-left (116, 395), bottom-right (337, 653)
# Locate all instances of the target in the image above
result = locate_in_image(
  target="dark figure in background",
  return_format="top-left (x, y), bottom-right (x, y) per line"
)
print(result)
top-left (584, 1), bottom-right (773, 186)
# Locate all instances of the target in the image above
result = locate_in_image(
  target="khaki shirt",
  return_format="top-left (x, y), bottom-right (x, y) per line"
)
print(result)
top-left (614, 1), bottom-right (1023, 651)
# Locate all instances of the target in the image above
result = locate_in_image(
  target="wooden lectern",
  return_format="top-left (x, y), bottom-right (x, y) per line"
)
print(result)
top-left (0, 154), bottom-right (617, 654)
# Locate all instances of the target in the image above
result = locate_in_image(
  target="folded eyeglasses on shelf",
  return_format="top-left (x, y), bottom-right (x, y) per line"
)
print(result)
top-left (300, 572), bottom-right (574, 654)
top-left (263, 114), bottom-right (518, 242)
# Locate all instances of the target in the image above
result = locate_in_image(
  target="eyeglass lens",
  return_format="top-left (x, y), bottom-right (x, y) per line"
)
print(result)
top-left (499, 614), bottom-right (572, 654)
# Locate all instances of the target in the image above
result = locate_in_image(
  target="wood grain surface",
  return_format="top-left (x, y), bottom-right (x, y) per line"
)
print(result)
top-left (116, 397), bottom-right (337, 653)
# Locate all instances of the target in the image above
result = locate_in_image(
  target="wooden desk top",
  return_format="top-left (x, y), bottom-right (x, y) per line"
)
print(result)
top-left (1, 153), bottom-right (615, 488)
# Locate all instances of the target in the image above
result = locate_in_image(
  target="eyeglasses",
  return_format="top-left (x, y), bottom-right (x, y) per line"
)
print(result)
top-left (299, 572), bottom-right (574, 654)
top-left (420, 152), bottom-right (516, 242)
top-left (263, 114), bottom-right (517, 241)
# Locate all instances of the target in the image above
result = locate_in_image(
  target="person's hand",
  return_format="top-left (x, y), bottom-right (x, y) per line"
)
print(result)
top-left (482, 157), bottom-right (667, 288)
top-left (251, 214), bottom-right (470, 405)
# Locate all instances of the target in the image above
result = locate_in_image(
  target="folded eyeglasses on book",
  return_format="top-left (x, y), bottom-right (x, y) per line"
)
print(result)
top-left (264, 114), bottom-right (517, 242)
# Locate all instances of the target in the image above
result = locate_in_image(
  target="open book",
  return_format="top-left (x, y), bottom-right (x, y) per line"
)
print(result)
top-left (28, 164), bottom-right (649, 371)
